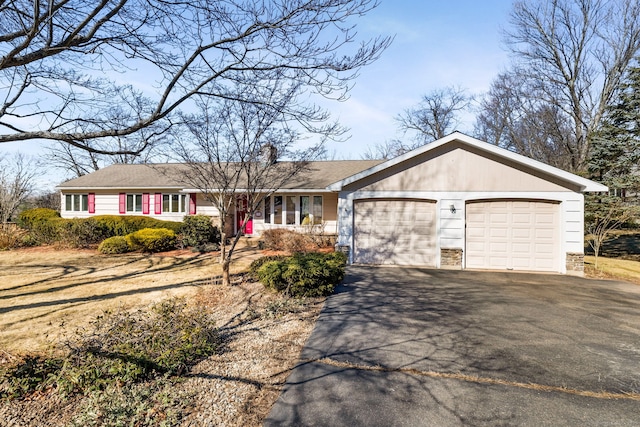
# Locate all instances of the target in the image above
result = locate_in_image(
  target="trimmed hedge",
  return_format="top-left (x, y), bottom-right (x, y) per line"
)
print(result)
top-left (17, 208), bottom-right (60, 229)
top-left (252, 251), bottom-right (347, 297)
top-left (181, 215), bottom-right (220, 247)
top-left (98, 236), bottom-right (131, 254)
top-left (16, 209), bottom-right (184, 247)
top-left (126, 228), bottom-right (176, 253)
top-left (91, 215), bottom-right (183, 237)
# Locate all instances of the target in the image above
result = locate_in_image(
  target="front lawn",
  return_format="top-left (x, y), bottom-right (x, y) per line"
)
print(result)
top-left (0, 242), bottom-right (326, 426)
top-left (0, 247), bottom-right (231, 352)
top-left (584, 255), bottom-right (640, 285)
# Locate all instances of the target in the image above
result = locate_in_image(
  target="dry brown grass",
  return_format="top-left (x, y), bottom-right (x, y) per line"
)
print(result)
top-left (584, 255), bottom-right (640, 285)
top-left (0, 239), bottom-right (324, 427)
top-left (0, 240), bottom-right (262, 353)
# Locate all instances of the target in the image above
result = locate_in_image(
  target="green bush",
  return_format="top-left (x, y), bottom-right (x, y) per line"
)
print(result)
top-left (255, 251), bottom-right (347, 297)
top-left (98, 236), bottom-right (132, 254)
top-left (58, 218), bottom-right (111, 248)
top-left (92, 215), bottom-right (183, 237)
top-left (17, 208), bottom-right (60, 229)
top-left (248, 255), bottom-right (289, 280)
top-left (0, 298), bottom-right (219, 399)
top-left (126, 228), bottom-right (176, 252)
top-left (181, 215), bottom-right (220, 247)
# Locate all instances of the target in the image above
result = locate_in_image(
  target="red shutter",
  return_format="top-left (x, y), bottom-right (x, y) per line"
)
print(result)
top-left (119, 193), bottom-right (126, 214)
top-left (142, 193), bottom-right (150, 215)
top-left (155, 193), bottom-right (162, 214)
top-left (189, 193), bottom-right (197, 215)
top-left (88, 193), bottom-right (95, 214)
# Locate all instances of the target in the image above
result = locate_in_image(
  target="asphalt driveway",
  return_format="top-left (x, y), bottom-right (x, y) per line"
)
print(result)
top-left (265, 266), bottom-right (640, 426)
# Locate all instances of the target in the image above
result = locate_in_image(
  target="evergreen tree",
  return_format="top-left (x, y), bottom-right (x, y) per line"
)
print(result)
top-left (589, 64), bottom-right (640, 194)
top-left (586, 63), bottom-right (640, 265)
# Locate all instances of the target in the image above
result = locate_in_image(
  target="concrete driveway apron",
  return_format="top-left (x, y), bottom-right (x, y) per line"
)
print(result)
top-left (265, 266), bottom-right (640, 427)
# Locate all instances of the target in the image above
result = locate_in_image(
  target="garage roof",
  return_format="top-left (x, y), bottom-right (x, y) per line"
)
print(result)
top-left (327, 132), bottom-right (608, 193)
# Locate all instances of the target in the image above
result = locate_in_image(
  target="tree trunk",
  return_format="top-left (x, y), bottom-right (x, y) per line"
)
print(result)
top-left (219, 230), bottom-right (230, 285)
top-left (222, 258), bottom-right (231, 286)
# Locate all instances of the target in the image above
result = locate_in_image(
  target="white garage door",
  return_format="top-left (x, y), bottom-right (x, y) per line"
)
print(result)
top-left (353, 199), bottom-right (436, 266)
top-left (466, 200), bottom-right (560, 272)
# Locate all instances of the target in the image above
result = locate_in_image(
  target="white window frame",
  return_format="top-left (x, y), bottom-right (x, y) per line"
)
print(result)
top-left (65, 194), bottom-right (88, 212)
top-left (162, 193), bottom-right (187, 213)
top-left (127, 194), bottom-right (143, 213)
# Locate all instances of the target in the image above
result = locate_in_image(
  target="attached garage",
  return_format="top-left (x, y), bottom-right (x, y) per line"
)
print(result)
top-left (329, 132), bottom-right (608, 275)
top-left (465, 200), bottom-right (560, 272)
top-left (353, 199), bottom-right (436, 266)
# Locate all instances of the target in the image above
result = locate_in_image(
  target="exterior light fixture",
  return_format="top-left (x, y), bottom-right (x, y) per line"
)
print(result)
top-left (450, 204), bottom-right (456, 214)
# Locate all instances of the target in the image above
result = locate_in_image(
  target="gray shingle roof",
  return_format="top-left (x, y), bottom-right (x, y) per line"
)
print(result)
top-left (56, 160), bottom-right (383, 190)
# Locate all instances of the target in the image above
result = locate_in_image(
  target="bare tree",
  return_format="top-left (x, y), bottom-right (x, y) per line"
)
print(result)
top-left (0, 153), bottom-right (38, 223)
top-left (0, 0), bottom-right (390, 156)
top-left (502, 0), bottom-right (640, 171)
top-left (361, 139), bottom-right (422, 160)
top-left (475, 72), bottom-right (576, 170)
top-left (176, 79), bottom-right (326, 286)
top-left (47, 123), bottom-right (173, 178)
top-left (584, 195), bottom-right (638, 268)
top-left (396, 86), bottom-right (472, 144)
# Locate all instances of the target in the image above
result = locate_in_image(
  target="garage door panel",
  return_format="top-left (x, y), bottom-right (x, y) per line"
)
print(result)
top-left (354, 200), bottom-right (436, 266)
top-left (466, 201), bottom-right (560, 272)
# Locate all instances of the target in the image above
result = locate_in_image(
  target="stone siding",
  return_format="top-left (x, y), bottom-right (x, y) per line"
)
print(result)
top-left (566, 252), bottom-right (584, 276)
top-left (441, 248), bottom-right (462, 270)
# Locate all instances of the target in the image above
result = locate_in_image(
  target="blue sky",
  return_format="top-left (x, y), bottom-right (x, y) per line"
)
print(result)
top-left (1, 0), bottom-right (514, 188)
top-left (325, 0), bottom-right (513, 158)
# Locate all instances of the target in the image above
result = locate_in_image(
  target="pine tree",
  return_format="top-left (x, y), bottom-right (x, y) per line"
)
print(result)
top-left (589, 64), bottom-right (640, 194)
top-left (586, 63), bottom-right (640, 266)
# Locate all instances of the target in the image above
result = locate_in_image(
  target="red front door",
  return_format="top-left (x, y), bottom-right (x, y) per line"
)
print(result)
top-left (236, 195), bottom-right (253, 235)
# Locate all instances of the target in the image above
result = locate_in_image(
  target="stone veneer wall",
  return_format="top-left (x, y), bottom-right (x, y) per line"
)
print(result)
top-left (566, 252), bottom-right (584, 275)
top-left (335, 244), bottom-right (351, 264)
top-left (441, 248), bottom-right (462, 270)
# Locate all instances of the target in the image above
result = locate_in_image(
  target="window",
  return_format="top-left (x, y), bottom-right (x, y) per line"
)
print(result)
top-left (300, 196), bottom-right (310, 224)
top-left (273, 196), bottom-right (283, 224)
top-left (286, 196), bottom-right (296, 225)
top-left (65, 194), bottom-right (91, 212)
top-left (312, 196), bottom-right (323, 223)
top-left (300, 195), bottom-right (322, 224)
top-left (127, 194), bottom-right (143, 212)
top-left (264, 196), bottom-right (271, 223)
top-left (161, 193), bottom-right (187, 213)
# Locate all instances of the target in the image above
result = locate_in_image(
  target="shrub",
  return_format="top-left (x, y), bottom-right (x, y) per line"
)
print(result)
top-left (0, 298), bottom-right (219, 399)
top-left (0, 354), bottom-right (63, 399)
top-left (98, 236), bottom-right (131, 254)
top-left (17, 208), bottom-right (60, 230)
top-left (58, 218), bottom-right (111, 248)
top-left (255, 251), bottom-right (347, 297)
top-left (181, 215), bottom-right (220, 247)
top-left (248, 255), bottom-right (289, 280)
top-left (126, 228), bottom-right (176, 252)
top-left (0, 223), bottom-right (27, 250)
top-left (259, 229), bottom-right (317, 253)
top-left (92, 215), bottom-right (183, 238)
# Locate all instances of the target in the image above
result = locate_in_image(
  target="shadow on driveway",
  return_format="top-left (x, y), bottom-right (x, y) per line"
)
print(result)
top-left (265, 266), bottom-right (640, 427)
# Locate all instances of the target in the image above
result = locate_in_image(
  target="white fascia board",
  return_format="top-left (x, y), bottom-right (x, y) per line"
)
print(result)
top-left (56, 186), bottom-right (184, 191)
top-left (327, 131), bottom-right (608, 193)
top-left (181, 188), bottom-right (335, 193)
